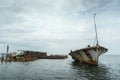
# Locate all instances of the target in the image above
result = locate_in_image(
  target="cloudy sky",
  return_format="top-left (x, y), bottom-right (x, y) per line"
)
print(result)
top-left (0, 0), bottom-right (120, 55)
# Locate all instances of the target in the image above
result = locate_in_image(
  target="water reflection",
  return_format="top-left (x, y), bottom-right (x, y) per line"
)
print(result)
top-left (71, 61), bottom-right (112, 80)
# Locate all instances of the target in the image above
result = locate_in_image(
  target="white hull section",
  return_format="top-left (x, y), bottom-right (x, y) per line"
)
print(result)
top-left (69, 46), bottom-right (108, 65)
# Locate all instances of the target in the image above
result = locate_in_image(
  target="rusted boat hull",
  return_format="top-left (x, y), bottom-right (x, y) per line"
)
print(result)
top-left (69, 46), bottom-right (108, 65)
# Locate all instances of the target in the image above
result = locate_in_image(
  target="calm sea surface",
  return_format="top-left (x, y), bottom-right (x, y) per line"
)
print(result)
top-left (0, 55), bottom-right (120, 80)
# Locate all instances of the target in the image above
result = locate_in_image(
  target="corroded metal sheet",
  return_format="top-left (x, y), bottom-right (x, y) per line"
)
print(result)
top-left (69, 46), bottom-right (108, 65)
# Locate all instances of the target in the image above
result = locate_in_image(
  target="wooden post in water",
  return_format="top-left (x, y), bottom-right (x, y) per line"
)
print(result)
top-left (7, 45), bottom-right (9, 54)
top-left (6, 45), bottom-right (9, 61)
top-left (1, 54), bottom-right (4, 63)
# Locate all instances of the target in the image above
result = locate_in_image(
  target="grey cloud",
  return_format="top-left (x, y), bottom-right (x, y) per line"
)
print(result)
top-left (79, 0), bottom-right (112, 14)
top-left (0, 0), bottom-right (15, 8)
top-left (0, 0), bottom-right (120, 54)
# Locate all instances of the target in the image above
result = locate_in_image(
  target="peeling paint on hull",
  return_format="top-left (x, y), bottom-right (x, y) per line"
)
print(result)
top-left (69, 46), bottom-right (108, 65)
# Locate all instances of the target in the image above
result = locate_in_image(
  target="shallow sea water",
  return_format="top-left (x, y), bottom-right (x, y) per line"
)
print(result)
top-left (0, 55), bottom-right (120, 80)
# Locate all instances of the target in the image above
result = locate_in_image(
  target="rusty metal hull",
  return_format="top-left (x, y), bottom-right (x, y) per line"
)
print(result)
top-left (69, 46), bottom-right (108, 65)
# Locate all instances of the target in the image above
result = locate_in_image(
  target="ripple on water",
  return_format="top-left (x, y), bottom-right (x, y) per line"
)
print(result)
top-left (0, 55), bottom-right (120, 80)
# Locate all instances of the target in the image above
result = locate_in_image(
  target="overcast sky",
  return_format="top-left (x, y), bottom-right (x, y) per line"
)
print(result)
top-left (0, 0), bottom-right (120, 55)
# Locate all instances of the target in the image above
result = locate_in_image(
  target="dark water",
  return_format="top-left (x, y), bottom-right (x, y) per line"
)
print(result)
top-left (0, 55), bottom-right (120, 80)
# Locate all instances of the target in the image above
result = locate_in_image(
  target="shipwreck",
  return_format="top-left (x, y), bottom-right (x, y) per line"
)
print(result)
top-left (69, 14), bottom-right (108, 65)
